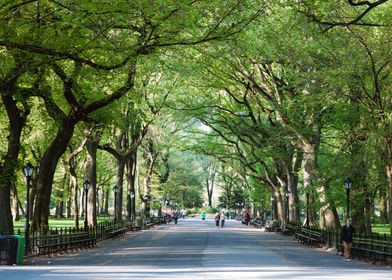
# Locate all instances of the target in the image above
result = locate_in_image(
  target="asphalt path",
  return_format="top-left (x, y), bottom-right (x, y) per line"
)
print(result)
top-left (1, 218), bottom-right (391, 279)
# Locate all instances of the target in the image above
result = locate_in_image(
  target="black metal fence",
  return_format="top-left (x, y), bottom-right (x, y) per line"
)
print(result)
top-left (284, 223), bottom-right (392, 255)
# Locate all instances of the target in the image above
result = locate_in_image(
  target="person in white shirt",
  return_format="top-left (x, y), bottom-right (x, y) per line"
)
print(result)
top-left (220, 212), bottom-right (226, 228)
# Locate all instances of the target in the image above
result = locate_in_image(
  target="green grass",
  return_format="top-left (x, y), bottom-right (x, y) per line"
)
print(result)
top-left (372, 224), bottom-right (390, 236)
top-left (13, 215), bottom-right (114, 233)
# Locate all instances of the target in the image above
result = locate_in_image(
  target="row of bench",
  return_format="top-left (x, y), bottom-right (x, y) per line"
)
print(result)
top-left (337, 236), bottom-right (392, 264)
top-left (251, 220), bottom-right (392, 264)
top-left (33, 217), bottom-right (170, 256)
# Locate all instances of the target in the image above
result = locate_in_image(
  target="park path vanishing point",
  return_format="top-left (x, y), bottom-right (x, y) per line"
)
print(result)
top-left (1, 218), bottom-right (391, 280)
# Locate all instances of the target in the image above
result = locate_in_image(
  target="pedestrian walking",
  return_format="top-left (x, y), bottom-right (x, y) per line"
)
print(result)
top-left (243, 210), bottom-right (251, 226)
top-left (174, 210), bottom-right (180, 224)
top-left (201, 212), bottom-right (206, 223)
top-left (342, 218), bottom-right (355, 260)
top-left (220, 212), bottom-right (225, 228)
top-left (214, 212), bottom-right (220, 227)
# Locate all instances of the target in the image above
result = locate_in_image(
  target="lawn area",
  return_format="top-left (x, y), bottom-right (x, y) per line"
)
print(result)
top-left (14, 215), bottom-right (114, 233)
top-left (372, 224), bottom-right (391, 236)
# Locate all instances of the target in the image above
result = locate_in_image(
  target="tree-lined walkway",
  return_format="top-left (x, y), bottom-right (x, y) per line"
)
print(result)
top-left (0, 219), bottom-right (391, 279)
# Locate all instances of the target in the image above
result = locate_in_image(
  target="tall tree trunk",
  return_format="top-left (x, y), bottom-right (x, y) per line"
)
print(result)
top-left (86, 134), bottom-right (99, 227)
top-left (66, 174), bottom-right (71, 219)
top-left (33, 117), bottom-right (76, 230)
top-left (206, 179), bottom-right (213, 207)
top-left (302, 142), bottom-right (317, 226)
top-left (385, 138), bottom-right (392, 235)
top-left (55, 172), bottom-right (67, 219)
top-left (104, 190), bottom-right (109, 215)
top-left (0, 94), bottom-right (27, 234)
top-left (11, 183), bottom-right (20, 221)
top-left (143, 157), bottom-right (153, 218)
top-left (273, 190), bottom-right (283, 222)
top-left (126, 149), bottom-right (137, 220)
top-left (115, 158), bottom-right (126, 222)
top-left (142, 139), bottom-right (157, 218)
top-left (70, 161), bottom-right (79, 228)
top-left (55, 189), bottom-right (64, 218)
top-left (285, 148), bottom-right (302, 223)
top-left (319, 181), bottom-right (340, 230)
top-left (379, 186), bottom-right (388, 224)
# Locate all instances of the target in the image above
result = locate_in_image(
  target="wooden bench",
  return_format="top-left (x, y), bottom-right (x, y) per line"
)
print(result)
top-left (250, 218), bottom-right (264, 228)
top-left (35, 232), bottom-right (96, 256)
top-left (144, 218), bottom-right (161, 229)
top-left (295, 228), bottom-right (323, 247)
top-left (105, 224), bottom-right (127, 239)
top-left (370, 239), bottom-right (392, 263)
top-left (264, 221), bottom-right (279, 232)
top-left (281, 222), bottom-right (298, 236)
top-left (345, 236), bottom-right (392, 264)
top-left (126, 222), bottom-right (141, 231)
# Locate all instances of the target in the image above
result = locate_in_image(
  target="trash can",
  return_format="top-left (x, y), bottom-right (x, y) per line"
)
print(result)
top-left (0, 235), bottom-right (18, 265)
top-left (14, 235), bottom-right (25, 264)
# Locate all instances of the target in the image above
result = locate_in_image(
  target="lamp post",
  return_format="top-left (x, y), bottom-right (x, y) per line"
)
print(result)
top-left (285, 190), bottom-right (290, 222)
top-left (83, 180), bottom-right (90, 230)
top-left (22, 162), bottom-right (34, 255)
top-left (270, 196), bottom-right (274, 221)
top-left (113, 185), bottom-right (119, 223)
top-left (344, 178), bottom-right (352, 219)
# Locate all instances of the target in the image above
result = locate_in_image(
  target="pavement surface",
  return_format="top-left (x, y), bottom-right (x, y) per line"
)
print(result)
top-left (1, 218), bottom-right (391, 279)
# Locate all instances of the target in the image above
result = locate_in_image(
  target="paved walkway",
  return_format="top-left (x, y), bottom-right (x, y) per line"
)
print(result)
top-left (1, 219), bottom-right (391, 279)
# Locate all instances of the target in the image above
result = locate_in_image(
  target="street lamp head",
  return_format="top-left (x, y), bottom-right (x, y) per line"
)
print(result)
top-left (285, 190), bottom-right (290, 198)
top-left (22, 162), bottom-right (34, 179)
top-left (344, 178), bottom-right (352, 190)
top-left (130, 191), bottom-right (135, 199)
top-left (113, 185), bottom-right (118, 193)
top-left (83, 179), bottom-right (91, 191)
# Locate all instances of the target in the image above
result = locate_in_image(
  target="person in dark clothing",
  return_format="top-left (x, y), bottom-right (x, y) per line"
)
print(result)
top-left (214, 213), bottom-right (220, 227)
top-left (342, 218), bottom-right (355, 260)
top-left (243, 211), bottom-right (251, 226)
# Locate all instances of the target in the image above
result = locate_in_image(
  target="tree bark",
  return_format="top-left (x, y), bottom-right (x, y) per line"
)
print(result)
top-left (284, 148), bottom-right (302, 223)
top-left (126, 149), bottom-right (137, 220)
top-left (33, 117), bottom-right (77, 230)
top-left (11, 183), bottom-right (20, 221)
top-left (379, 186), bottom-right (388, 224)
top-left (86, 132), bottom-right (99, 227)
top-left (273, 190), bottom-right (283, 222)
top-left (385, 138), bottom-right (392, 235)
top-left (115, 158), bottom-right (126, 222)
top-left (70, 158), bottom-right (79, 228)
top-left (302, 142), bottom-right (317, 226)
top-left (142, 138), bottom-right (157, 218)
top-left (104, 190), bottom-right (109, 215)
top-left (0, 94), bottom-right (27, 234)
top-left (65, 173), bottom-right (71, 219)
top-left (55, 189), bottom-right (64, 218)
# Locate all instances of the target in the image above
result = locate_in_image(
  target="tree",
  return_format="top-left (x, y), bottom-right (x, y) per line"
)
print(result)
top-left (1, 0), bottom-right (262, 230)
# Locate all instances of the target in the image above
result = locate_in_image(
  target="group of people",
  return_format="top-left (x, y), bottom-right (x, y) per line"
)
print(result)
top-left (202, 211), bottom-right (355, 262)
top-left (214, 212), bottom-right (226, 228)
top-left (200, 210), bottom-right (251, 228)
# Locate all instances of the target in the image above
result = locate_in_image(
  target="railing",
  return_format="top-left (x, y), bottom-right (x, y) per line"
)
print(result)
top-left (15, 215), bottom-right (170, 257)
